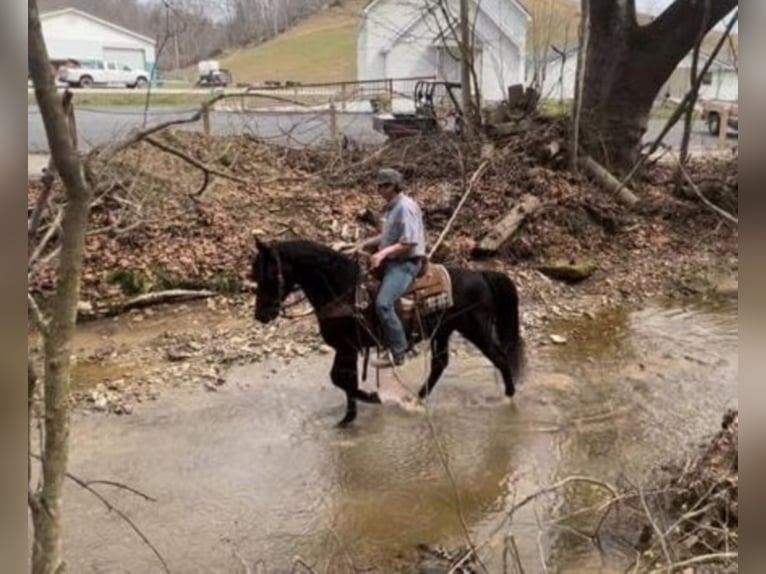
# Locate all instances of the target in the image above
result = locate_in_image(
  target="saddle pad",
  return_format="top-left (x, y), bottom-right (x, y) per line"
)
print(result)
top-left (404, 263), bottom-right (453, 304)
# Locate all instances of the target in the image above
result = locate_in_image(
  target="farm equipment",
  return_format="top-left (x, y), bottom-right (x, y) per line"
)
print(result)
top-left (372, 80), bottom-right (463, 140)
top-left (196, 60), bottom-right (232, 88)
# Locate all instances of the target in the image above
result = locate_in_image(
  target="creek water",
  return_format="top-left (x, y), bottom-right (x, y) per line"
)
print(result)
top-left (55, 298), bottom-right (737, 573)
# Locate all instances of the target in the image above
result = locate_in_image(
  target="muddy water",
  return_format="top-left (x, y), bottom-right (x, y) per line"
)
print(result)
top-left (58, 299), bottom-right (737, 573)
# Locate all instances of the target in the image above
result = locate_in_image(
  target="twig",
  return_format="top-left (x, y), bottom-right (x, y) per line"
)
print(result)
top-left (614, 10), bottom-right (739, 194)
top-left (291, 556), bottom-right (317, 573)
top-left (671, 152), bottom-right (738, 224)
top-left (83, 480), bottom-right (157, 502)
top-left (28, 159), bottom-right (56, 246)
top-left (28, 245), bottom-right (62, 281)
top-left (639, 482), bottom-right (673, 571)
top-left (28, 293), bottom-right (49, 334)
top-left (451, 475), bottom-right (619, 571)
top-left (536, 528), bottom-right (549, 574)
top-left (429, 155), bottom-right (491, 258)
top-left (507, 534), bottom-right (524, 574)
top-left (144, 134), bottom-right (249, 188)
top-left (29, 453), bottom-right (169, 573)
top-left (100, 94), bottom-right (225, 158)
top-left (28, 206), bottom-right (64, 266)
top-left (648, 552), bottom-right (737, 573)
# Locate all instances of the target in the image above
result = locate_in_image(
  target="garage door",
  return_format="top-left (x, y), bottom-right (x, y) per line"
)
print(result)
top-left (103, 47), bottom-right (146, 71)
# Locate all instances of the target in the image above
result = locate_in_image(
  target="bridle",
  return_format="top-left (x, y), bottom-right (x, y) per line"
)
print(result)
top-left (259, 247), bottom-right (374, 320)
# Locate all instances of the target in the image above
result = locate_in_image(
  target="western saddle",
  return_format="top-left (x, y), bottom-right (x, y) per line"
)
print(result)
top-left (356, 260), bottom-right (454, 339)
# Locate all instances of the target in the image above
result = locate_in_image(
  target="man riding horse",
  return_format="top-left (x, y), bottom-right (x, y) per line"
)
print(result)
top-left (350, 168), bottom-right (426, 369)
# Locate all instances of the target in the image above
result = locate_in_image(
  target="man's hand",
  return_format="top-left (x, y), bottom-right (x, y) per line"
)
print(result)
top-left (369, 251), bottom-right (386, 269)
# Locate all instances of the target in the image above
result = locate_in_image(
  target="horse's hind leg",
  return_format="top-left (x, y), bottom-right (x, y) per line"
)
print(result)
top-left (417, 331), bottom-right (451, 400)
top-left (460, 320), bottom-right (515, 398)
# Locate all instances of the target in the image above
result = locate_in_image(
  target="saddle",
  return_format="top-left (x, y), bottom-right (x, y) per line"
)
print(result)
top-left (356, 261), bottom-right (454, 340)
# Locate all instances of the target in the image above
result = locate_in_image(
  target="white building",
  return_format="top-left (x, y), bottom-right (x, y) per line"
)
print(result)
top-left (527, 45), bottom-right (579, 101)
top-left (663, 50), bottom-right (738, 102)
top-left (358, 0), bottom-right (531, 103)
top-left (40, 8), bottom-right (156, 74)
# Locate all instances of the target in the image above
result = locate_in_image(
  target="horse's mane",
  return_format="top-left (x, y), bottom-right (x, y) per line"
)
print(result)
top-left (273, 239), bottom-right (359, 288)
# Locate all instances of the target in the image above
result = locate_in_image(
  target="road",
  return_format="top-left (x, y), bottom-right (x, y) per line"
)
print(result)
top-left (28, 104), bottom-right (727, 153)
top-left (28, 106), bottom-right (386, 152)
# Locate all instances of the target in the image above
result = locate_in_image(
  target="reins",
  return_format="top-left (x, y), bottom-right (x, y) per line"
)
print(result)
top-left (271, 248), bottom-right (371, 320)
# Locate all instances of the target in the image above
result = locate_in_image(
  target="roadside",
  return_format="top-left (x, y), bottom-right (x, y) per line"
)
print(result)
top-left (27, 104), bottom-right (731, 153)
top-left (28, 153), bottom-right (49, 180)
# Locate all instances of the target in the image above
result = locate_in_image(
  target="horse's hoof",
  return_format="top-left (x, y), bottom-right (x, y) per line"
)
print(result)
top-left (503, 395), bottom-right (515, 406)
top-left (336, 414), bottom-right (356, 428)
top-left (400, 396), bottom-right (426, 414)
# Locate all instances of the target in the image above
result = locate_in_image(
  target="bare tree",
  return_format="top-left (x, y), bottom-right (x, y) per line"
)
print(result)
top-left (28, 0), bottom-right (93, 571)
top-left (580, 0), bottom-right (738, 171)
top-left (38, 0), bottom-right (329, 71)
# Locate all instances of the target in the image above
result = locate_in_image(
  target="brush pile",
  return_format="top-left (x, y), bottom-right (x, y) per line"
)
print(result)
top-left (28, 117), bottom-right (738, 307)
top-left (632, 409), bottom-right (738, 573)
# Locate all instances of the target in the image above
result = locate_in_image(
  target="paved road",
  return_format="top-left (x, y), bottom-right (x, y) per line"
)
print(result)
top-left (28, 105), bottom-right (727, 153)
top-left (27, 106), bottom-right (386, 152)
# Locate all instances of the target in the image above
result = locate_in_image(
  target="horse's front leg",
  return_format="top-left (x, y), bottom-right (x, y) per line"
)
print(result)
top-left (330, 350), bottom-right (380, 427)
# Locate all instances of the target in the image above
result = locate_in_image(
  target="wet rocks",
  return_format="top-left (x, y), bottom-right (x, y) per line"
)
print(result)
top-left (549, 334), bottom-right (568, 345)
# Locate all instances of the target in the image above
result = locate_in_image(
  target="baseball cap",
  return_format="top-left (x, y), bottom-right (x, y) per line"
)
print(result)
top-left (375, 168), bottom-right (403, 187)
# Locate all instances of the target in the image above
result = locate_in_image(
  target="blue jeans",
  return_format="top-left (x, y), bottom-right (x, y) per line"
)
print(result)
top-left (375, 259), bottom-right (421, 357)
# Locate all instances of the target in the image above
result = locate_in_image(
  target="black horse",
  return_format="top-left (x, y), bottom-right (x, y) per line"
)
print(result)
top-left (251, 238), bottom-right (524, 427)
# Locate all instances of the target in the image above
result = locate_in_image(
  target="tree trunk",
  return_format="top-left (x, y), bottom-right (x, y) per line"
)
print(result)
top-left (581, 0), bottom-right (738, 172)
top-left (28, 0), bottom-right (93, 572)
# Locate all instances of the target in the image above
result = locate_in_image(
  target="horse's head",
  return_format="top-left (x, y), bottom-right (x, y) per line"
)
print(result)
top-left (250, 237), bottom-right (295, 324)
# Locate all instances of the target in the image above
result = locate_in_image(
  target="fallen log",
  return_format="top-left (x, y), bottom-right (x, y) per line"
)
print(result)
top-left (580, 156), bottom-right (639, 208)
top-left (472, 194), bottom-right (541, 256)
top-left (121, 289), bottom-right (216, 312)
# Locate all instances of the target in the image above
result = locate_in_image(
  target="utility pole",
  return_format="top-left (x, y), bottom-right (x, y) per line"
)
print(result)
top-left (459, 0), bottom-right (474, 137)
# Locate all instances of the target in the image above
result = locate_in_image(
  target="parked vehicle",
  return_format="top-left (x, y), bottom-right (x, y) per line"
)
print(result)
top-left (196, 60), bottom-right (232, 88)
top-left (59, 60), bottom-right (150, 89)
top-left (700, 99), bottom-right (738, 136)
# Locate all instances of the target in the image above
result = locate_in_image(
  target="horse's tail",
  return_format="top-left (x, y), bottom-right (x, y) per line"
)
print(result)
top-left (481, 270), bottom-right (525, 381)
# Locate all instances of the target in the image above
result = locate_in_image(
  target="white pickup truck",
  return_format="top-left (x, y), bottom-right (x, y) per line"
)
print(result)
top-left (58, 60), bottom-right (150, 89)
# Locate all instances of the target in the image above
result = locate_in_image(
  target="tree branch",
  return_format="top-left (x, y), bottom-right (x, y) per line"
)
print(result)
top-left (28, 293), bottom-right (49, 335)
top-left (613, 10), bottom-right (738, 193)
top-left (648, 552), bottom-right (737, 573)
top-left (641, 0), bottom-right (738, 60)
top-left (144, 134), bottom-right (249, 191)
top-left (671, 151), bottom-right (738, 224)
top-left (97, 94), bottom-right (225, 158)
top-left (30, 454), bottom-right (169, 574)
